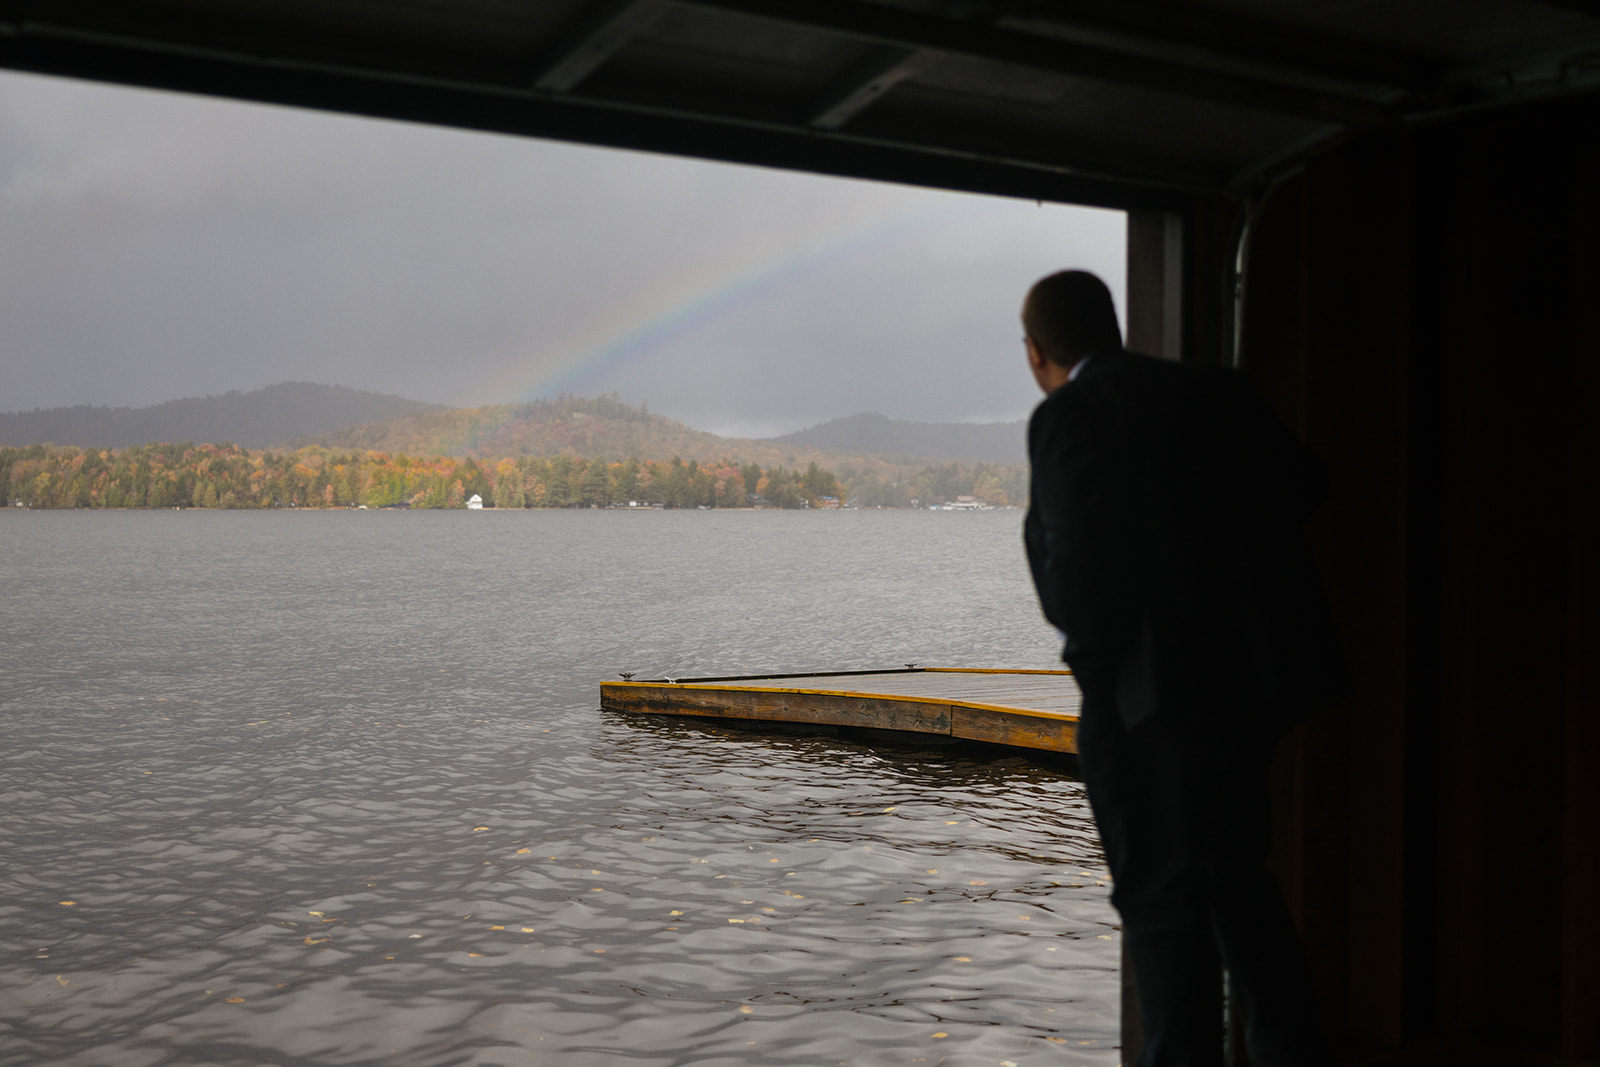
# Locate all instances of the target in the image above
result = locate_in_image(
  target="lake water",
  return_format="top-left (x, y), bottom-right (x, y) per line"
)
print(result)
top-left (0, 509), bottom-right (1118, 1067)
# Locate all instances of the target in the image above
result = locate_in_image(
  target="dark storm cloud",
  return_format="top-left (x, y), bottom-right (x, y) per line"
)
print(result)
top-left (0, 70), bottom-right (1124, 434)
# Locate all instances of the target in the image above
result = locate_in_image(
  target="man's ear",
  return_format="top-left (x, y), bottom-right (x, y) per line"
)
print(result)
top-left (1024, 336), bottom-right (1046, 372)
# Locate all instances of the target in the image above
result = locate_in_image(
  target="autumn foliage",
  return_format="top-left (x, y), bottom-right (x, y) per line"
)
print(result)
top-left (0, 440), bottom-right (1027, 510)
top-left (1, 393), bottom-right (1028, 509)
top-left (0, 441), bottom-right (852, 510)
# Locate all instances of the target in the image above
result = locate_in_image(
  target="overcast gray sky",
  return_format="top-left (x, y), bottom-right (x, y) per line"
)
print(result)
top-left (0, 69), bottom-right (1125, 438)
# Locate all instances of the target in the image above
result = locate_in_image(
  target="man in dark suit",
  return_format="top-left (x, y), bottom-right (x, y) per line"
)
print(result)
top-left (1021, 270), bottom-right (1347, 1067)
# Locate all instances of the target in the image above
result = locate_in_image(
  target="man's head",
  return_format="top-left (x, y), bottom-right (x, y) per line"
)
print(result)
top-left (1021, 271), bottom-right (1123, 390)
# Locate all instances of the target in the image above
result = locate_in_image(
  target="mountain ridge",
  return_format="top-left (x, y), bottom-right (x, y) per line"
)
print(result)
top-left (0, 382), bottom-right (447, 450)
top-left (2, 383), bottom-right (1028, 469)
top-left (767, 411), bottom-right (1027, 466)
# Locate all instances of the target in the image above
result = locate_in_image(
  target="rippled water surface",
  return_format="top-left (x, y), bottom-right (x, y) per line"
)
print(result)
top-left (1, 509), bottom-right (1118, 1066)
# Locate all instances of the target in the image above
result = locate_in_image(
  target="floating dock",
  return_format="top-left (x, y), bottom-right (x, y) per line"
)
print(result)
top-left (600, 667), bottom-right (1081, 753)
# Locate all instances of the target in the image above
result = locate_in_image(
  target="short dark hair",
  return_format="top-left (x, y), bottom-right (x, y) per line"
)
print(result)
top-left (1023, 270), bottom-right (1123, 366)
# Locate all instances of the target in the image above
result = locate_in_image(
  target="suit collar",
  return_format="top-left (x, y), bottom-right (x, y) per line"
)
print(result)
top-left (1060, 347), bottom-right (1124, 389)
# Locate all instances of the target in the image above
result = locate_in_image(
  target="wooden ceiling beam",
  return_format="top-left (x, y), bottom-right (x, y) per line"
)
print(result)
top-left (1525, 0), bottom-right (1600, 17)
top-left (530, 0), bottom-right (664, 94)
top-left (807, 46), bottom-right (937, 130)
top-left (676, 0), bottom-right (1392, 127)
top-left (0, 23), bottom-right (1198, 209)
top-left (998, 0), bottom-right (1429, 95)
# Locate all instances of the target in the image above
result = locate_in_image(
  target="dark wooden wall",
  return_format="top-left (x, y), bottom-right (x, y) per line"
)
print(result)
top-left (1235, 95), bottom-right (1600, 1065)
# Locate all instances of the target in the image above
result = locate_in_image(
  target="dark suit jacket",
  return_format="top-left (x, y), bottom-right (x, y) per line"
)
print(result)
top-left (1025, 349), bottom-right (1349, 732)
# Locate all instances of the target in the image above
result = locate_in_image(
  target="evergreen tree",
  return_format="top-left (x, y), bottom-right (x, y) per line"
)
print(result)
top-left (581, 459), bottom-right (612, 507)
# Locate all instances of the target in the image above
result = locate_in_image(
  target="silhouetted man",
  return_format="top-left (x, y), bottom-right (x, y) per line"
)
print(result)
top-left (1021, 270), bottom-right (1347, 1067)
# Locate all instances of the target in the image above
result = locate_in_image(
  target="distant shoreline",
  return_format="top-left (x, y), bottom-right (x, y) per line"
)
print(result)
top-left (2, 441), bottom-right (1023, 512)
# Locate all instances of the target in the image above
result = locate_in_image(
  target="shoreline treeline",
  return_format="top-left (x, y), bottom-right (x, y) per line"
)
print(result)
top-left (0, 443), bottom-right (1025, 510)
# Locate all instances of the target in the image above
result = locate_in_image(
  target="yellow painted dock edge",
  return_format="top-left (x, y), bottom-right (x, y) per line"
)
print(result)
top-left (600, 669), bottom-right (1079, 754)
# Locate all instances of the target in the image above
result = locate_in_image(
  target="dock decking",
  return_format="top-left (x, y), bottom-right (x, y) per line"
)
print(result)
top-left (600, 667), bottom-right (1082, 753)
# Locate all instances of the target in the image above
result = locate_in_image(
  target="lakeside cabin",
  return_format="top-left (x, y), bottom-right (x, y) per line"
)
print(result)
top-left (466, 494), bottom-right (483, 510)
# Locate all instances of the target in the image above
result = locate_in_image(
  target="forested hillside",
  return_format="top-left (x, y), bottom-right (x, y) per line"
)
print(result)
top-left (0, 442), bottom-right (845, 510)
top-left (0, 382), bottom-right (446, 449)
top-left (293, 393), bottom-right (838, 469)
top-left (0, 442), bottom-right (1024, 510)
top-left (1, 393), bottom-right (1026, 510)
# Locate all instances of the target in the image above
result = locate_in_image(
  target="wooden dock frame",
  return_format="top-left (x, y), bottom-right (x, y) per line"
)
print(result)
top-left (600, 666), bottom-right (1082, 754)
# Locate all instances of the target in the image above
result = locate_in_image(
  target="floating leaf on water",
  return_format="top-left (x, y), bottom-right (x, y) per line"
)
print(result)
top-left (954, 957), bottom-right (972, 962)
top-left (515, 848), bottom-right (531, 855)
top-left (472, 827), bottom-right (489, 832)
top-left (488, 926), bottom-right (504, 931)
top-left (669, 910), bottom-right (684, 916)
top-left (58, 901), bottom-right (76, 907)
top-left (226, 997), bottom-right (245, 1004)
top-left (467, 952), bottom-right (484, 958)
top-left (739, 1005), bottom-right (754, 1014)
top-left (521, 927), bottom-right (535, 933)
top-left (55, 976), bottom-right (68, 987)
top-left (932, 1032), bottom-right (948, 1039)
top-left (308, 911), bottom-right (324, 917)
top-left (728, 918), bottom-right (745, 924)
top-left (303, 937), bottom-right (331, 946)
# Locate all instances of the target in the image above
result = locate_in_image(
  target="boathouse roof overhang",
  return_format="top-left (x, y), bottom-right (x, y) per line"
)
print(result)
top-left (3, 0), bottom-right (1600, 213)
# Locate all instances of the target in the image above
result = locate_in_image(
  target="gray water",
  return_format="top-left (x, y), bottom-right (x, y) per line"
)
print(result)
top-left (0, 509), bottom-right (1118, 1067)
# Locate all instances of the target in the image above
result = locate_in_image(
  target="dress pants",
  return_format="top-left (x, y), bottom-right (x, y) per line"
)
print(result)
top-left (1074, 700), bottom-right (1328, 1067)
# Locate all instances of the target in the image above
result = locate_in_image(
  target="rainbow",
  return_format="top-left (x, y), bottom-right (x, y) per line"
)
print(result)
top-left (491, 195), bottom-right (975, 404)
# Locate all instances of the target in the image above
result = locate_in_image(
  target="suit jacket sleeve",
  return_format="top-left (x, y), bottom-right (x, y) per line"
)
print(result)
top-left (1025, 382), bottom-right (1139, 681)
